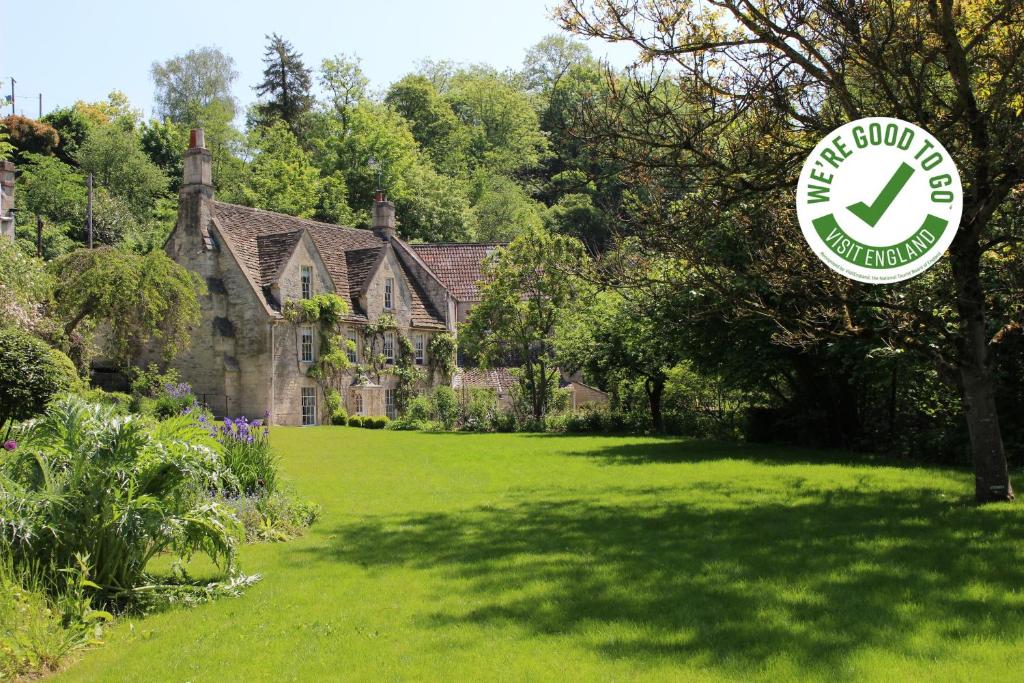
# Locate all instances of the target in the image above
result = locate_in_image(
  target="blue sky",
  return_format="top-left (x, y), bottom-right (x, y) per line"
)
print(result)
top-left (1, 0), bottom-right (636, 119)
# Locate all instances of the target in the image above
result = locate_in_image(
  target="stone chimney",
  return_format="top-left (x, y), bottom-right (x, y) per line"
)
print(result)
top-left (177, 129), bottom-right (215, 251)
top-left (0, 161), bottom-right (15, 241)
top-left (372, 189), bottom-right (396, 241)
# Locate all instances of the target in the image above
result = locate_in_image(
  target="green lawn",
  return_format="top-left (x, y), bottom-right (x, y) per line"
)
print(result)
top-left (57, 429), bottom-right (1023, 682)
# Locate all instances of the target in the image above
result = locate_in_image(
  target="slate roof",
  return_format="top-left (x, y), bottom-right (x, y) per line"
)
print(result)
top-left (453, 367), bottom-right (517, 394)
top-left (210, 201), bottom-right (447, 328)
top-left (411, 243), bottom-right (504, 302)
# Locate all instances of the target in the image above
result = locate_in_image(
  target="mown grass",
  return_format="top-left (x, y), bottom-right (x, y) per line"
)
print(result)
top-left (56, 429), bottom-right (1024, 682)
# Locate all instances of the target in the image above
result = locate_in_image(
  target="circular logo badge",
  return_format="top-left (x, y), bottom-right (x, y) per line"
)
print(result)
top-left (796, 117), bottom-right (962, 283)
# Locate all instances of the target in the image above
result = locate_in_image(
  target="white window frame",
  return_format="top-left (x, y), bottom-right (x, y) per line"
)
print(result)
top-left (353, 392), bottom-right (364, 415)
top-left (385, 388), bottom-right (396, 420)
top-left (384, 277), bottom-right (394, 310)
top-left (347, 328), bottom-right (358, 363)
top-left (301, 387), bottom-right (317, 425)
top-left (414, 334), bottom-right (425, 365)
top-left (301, 265), bottom-right (313, 300)
top-left (300, 326), bottom-right (314, 362)
top-left (383, 331), bottom-right (395, 363)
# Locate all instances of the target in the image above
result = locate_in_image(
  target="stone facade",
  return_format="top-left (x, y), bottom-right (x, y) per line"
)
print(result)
top-left (163, 130), bottom-right (463, 425)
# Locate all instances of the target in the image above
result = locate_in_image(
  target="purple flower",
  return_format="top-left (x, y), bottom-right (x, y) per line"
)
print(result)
top-left (2, 440), bottom-right (15, 452)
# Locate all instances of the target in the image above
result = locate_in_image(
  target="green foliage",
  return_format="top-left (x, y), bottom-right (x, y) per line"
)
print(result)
top-left (50, 247), bottom-right (205, 368)
top-left (219, 490), bottom-right (318, 543)
top-left (242, 121), bottom-right (321, 218)
top-left (427, 332), bottom-right (457, 385)
top-left (0, 328), bottom-right (78, 435)
top-left (253, 33), bottom-right (314, 131)
top-left (320, 53), bottom-right (369, 118)
top-left (40, 106), bottom-right (91, 164)
top-left (0, 238), bottom-right (52, 331)
top-left (216, 418), bottom-right (277, 496)
top-left (151, 46), bottom-right (239, 124)
top-left (75, 124), bottom-right (169, 218)
top-left (462, 226), bottom-right (586, 419)
top-left (0, 555), bottom-right (110, 679)
top-left (0, 396), bottom-right (241, 599)
top-left (385, 74), bottom-right (467, 174)
top-left (129, 363), bottom-right (182, 398)
top-left (430, 386), bottom-right (460, 430)
top-left (347, 415), bottom-right (363, 428)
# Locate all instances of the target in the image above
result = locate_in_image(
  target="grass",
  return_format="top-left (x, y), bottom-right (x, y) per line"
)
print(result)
top-left (55, 429), bottom-right (1024, 682)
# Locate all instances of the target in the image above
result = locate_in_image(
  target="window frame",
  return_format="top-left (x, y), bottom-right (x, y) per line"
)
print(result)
top-left (383, 331), bottom-right (395, 363)
top-left (353, 392), bottom-right (364, 415)
top-left (383, 277), bottom-right (394, 310)
top-left (346, 328), bottom-right (358, 363)
top-left (414, 333), bottom-right (425, 365)
top-left (300, 265), bottom-right (313, 300)
top-left (385, 388), bottom-right (396, 420)
top-left (301, 386), bottom-right (317, 425)
top-left (300, 325), bottom-right (314, 363)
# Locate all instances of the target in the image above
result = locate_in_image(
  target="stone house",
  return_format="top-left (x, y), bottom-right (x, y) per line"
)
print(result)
top-left (164, 130), bottom-right (483, 425)
top-left (163, 129), bottom-right (607, 425)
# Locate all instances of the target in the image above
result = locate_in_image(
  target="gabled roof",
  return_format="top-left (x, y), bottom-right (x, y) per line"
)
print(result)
top-left (411, 243), bottom-right (504, 302)
top-left (210, 201), bottom-right (447, 328)
top-left (453, 367), bottom-right (517, 394)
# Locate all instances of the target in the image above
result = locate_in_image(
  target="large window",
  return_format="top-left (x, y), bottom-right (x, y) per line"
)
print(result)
top-left (300, 326), bottom-right (314, 362)
top-left (384, 277), bottom-right (394, 310)
top-left (301, 265), bottom-right (312, 300)
top-left (353, 392), bottom-right (364, 415)
top-left (347, 328), bottom-right (358, 363)
top-left (383, 331), bottom-right (395, 363)
top-left (385, 389), bottom-right (396, 420)
top-left (414, 334), bottom-right (425, 365)
top-left (301, 387), bottom-right (316, 425)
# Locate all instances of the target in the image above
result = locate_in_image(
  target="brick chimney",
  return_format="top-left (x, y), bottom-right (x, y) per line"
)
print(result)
top-left (177, 129), bottom-right (214, 251)
top-left (372, 190), bottom-right (396, 241)
top-left (0, 161), bottom-right (15, 241)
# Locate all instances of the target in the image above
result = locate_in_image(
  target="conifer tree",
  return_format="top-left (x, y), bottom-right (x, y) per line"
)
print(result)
top-left (254, 33), bottom-right (314, 132)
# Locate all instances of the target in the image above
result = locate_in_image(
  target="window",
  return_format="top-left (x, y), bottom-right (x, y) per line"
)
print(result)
top-left (385, 389), bottom-right (396, 420)
top-left (353, 392), bottom-right (364, 415)
top-left (300, 326), bottom-right (314, 362)
top-left (301, 387), bottom-right (316, 425)
top-left (300, 265), bottom-right (312, 299)
top-left (346, 328), bottom-right (358, 363)
top-left (384, 277), bottom-right (394, 310)
top-left (383, 331), bottom-right (395, 363)
top-left (414, 334), bottom-right (425, 365)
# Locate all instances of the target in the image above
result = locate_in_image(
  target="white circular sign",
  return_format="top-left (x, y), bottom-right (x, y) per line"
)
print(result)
top-left (796, 117), bottom-right (962, 283)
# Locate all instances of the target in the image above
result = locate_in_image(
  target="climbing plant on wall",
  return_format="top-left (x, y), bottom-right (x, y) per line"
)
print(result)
top-left (428, 332), bottom-right (457, 385)
top-left (283, 293), bottom-right (351, 421)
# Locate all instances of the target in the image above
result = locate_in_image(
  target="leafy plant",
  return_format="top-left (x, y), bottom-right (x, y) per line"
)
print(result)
top-left (0, 396), bottom-right (241, 600)
top-left (0, 327), bottom-right (80, 439)
top-left (209, 415), bottom-right (277, 496)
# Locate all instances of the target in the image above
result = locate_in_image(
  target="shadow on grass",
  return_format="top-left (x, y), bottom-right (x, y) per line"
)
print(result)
top-left (301, 486), bottom-right (1023, 676)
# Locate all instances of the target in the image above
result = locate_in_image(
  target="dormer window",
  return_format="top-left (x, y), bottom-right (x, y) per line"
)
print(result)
top-left (384, 277), bottom-right (394, 310)
top-left (301, 265), bottom-right (312, 299)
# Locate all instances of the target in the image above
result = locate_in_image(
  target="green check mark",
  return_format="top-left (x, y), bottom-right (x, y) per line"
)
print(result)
top-left (846, 161), bottom-right (915, 227)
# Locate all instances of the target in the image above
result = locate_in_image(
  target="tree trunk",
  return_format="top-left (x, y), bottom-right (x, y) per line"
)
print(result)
top-left (645, 373), bottom-right (665, 433)
top-left (951, 222), bottom-right (1014, 503)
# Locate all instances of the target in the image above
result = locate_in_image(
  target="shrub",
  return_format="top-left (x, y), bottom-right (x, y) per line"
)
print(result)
top-left (0, 555), bottom-right (110, 679)
top-left (129, 363), bottom-right (182, 398)
top-left (0, 328), bottom-right (79, 435)
top-left (359, 416), bottom-right (388, 429)
top-left (405, 394), bottom-right (431, 422)
top-left (0, 396), bottom-right (241, 599)
top-left (347, 415), bottom-right (363, 428)
top-left (463, 388), bottom-right (498, 432)
top-left (218, 491), bottom-right (319, 543)
top-left (331, 407), bottom-right (349, 425)
top-left (77, 388), bottom-right (133, 415)
top-left (152, 382), bottom-right (198, 419)
top-left (209, 415), bottom-right (277, 496)
top-left (431, 386), bottom-right (459, 430)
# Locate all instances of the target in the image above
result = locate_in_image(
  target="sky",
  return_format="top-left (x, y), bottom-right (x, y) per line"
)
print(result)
top-left (0, 0), bottom-right (637, 120)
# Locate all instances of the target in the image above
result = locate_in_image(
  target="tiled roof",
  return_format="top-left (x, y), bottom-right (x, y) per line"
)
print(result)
top-left (453, 367), bottom-right (517, 393)
top-left (210, 201), bottom-right (449, 328)
top-left (410, 243), bottom-right (504, 302)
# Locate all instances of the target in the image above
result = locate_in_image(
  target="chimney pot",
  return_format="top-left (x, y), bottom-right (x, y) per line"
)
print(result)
top-left (183, 129), bottom-right (213, 188)
top-left (372, 194), bottom-right (396, 242)
top-left (189, 128), bottom-right (207, 150)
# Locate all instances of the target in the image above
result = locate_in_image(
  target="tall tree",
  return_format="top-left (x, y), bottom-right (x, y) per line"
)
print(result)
top-left (254, 33), bottom-right (314, 132)
top-left (462, 227), bottom-right (586, 419)
top-left (522, 34), bottom-right (594, 94)
top-left (557, 0), bottom-right (1024, 502)
top-left (242, 121), bottom-right (322, 218)
top-left (151, 46), bottom-right (239, 124)
top-left (320, 53), bottom-right (369, 124)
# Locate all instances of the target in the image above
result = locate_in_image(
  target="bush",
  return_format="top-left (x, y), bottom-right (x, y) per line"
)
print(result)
top-left (331, 408), bottom-right (349, 425)
top-left (0, 396), bottom-right (241, 599)
top-left (431, 386), bottom-right (459, 430)
top-left (218, 490), bottom-right (319, 543)
top-left (462, 388), bottom-right (498, 432)
top-left (152, 382), bottom-right (198, 419)
top-left (405, 395), bottom-right (431, 422)
top-left (0, 556), bottom-right (110, 679)
top-left (209, 415), bottom-right (277, 496)
top-left (348, 415), bottom-right (363, 428)
top-left (77, 388), bottom-right (133, 413)
top-left (360, 416), bottom-right (388, 429)
top-left (0, 327), bottom-right (79, 434)
top-left (129, 363), bottom-right (181, 398)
